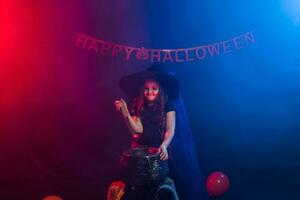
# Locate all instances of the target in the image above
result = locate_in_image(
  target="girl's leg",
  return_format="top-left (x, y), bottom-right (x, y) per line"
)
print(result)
top-left (156, 177), bottom-right (179, 200)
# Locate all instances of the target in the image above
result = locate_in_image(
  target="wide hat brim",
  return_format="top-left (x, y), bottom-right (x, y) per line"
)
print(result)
top-left (120, 65), bottom-right (180, 100)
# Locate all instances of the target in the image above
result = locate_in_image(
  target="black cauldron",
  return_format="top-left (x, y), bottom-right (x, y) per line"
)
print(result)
top-left (120, 147), bottom-right (169, 187)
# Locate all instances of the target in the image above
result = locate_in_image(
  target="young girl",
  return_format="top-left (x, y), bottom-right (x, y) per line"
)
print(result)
top-left (108, 66), bottom-right (180, 200)
top-left (115, 78), bottom-right (176, 160)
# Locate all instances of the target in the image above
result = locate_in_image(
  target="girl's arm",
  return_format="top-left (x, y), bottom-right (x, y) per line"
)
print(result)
top-left (124, 115), bottom-right (143, 134)
top-left (159, 111), bottom-right (176, 160)
top-left (114, 98), bottom-right (143, 134)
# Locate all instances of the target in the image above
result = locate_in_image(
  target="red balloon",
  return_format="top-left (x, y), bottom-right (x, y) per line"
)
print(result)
top-left (206, 171), bottom-right (230, 197)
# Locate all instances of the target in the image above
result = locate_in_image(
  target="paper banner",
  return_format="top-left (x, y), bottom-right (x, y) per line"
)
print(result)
top-left (75, 31), bottom-right (256, 63)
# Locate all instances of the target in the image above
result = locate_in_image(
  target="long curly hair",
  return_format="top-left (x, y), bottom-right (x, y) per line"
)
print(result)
top-left (130, 79), bottom-right (167, 129)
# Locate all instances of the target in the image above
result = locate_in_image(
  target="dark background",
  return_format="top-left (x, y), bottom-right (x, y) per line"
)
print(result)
top-left (1, 0), bottom-right (300, 199)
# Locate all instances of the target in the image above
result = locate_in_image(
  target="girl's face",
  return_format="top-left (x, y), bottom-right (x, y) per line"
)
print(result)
top-left (143, 79), bottom-right (160, 102)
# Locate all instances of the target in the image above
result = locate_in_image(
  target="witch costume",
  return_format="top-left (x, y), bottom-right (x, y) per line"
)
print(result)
top-left (107, 64), bottom-right (208, 200)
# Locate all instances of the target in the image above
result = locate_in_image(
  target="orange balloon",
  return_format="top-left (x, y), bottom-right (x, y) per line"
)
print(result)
top-left (42, 195), bottom-right (63, 200)
top-left (107, 181), bottom-right (125, 200)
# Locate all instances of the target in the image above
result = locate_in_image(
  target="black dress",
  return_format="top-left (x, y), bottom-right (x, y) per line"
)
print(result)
top-left (132, 100), bottom-right (177, 148)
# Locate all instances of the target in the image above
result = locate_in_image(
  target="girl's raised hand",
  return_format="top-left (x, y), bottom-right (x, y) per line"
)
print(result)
top-left (114, 98), bottom-right (129, 118)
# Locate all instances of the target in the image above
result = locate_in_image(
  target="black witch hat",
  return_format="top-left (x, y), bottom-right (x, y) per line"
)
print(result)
top-left (119, 64), bottom-right (180, 100)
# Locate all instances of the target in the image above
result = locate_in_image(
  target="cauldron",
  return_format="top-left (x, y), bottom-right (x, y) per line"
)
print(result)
top-left (120, 147), bottom-right (169, 187)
